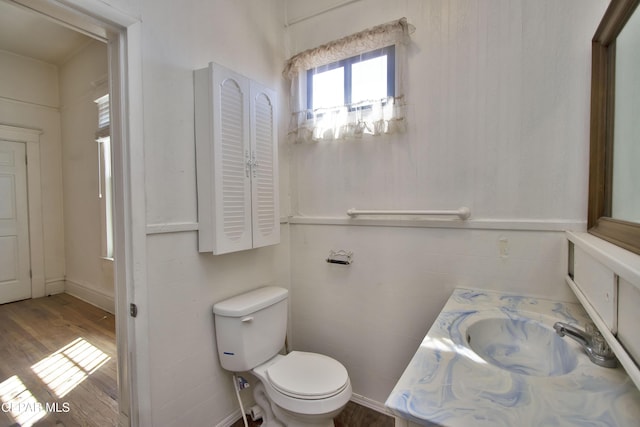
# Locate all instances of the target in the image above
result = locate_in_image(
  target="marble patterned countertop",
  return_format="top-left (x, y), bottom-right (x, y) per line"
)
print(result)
top-left (385, 288), bottom-right (640, 426)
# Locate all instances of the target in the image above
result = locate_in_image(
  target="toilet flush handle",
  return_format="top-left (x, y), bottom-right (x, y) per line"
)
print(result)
top-left (241, 316), bottom-right (253, 323)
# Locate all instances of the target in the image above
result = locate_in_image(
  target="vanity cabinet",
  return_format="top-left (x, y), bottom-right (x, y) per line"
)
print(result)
top-left (566, 231), bottom-right (640, 390)
top-left (195, 62), bottom-right (279, 254)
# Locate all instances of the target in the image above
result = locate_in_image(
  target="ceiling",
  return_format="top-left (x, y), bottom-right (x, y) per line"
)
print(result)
top-left (0, 0), bottom-right (93, 65)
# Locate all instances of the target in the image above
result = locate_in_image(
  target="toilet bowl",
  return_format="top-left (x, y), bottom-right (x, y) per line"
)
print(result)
top-left (251, 352), bottom-right (352, 427)
top-left (212, 287), bottom-right (352, 426)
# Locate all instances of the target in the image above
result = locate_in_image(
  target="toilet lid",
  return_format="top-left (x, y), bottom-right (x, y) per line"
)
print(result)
top-left (266, 351), bottom-right (349, 400)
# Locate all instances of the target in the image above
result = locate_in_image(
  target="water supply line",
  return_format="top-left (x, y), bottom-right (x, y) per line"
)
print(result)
top-left (233, 373), bottom-right (248, 427)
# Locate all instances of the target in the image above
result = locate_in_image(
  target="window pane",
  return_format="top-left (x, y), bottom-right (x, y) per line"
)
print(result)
top-left (95, 94), bottom-right (110, 129)
top-left (102, 138), bottom-right (113, 258)
top-left (352, 55), bottom-right (387, 104)
top-left (312, 67), bottom-right (344, 110)
top-left (97, 137), bottom-right (114, 258)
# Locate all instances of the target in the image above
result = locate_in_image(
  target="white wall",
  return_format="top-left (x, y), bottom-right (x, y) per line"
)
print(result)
top-left (59, 40), bottom-right (114, 312)
top-left (0, 50), bottom-right (59, 107)
top-left (287, 0), bottom-right (602, 220)
top-left (285, 0), bottom-right (608, 408)
top-left (0, 50), bottom-right (66, 294)
top-left (138, 0), bottom-right (289, 425)
top-left (47, 0), bottom-right (613, 423)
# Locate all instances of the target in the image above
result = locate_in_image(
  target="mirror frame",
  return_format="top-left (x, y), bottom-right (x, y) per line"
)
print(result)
top-left (588, 0), bottom-right (640, 255)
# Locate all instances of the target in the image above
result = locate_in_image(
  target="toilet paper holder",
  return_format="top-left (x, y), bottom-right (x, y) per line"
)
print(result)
top-left (326, 250), bottom-right (353, 265)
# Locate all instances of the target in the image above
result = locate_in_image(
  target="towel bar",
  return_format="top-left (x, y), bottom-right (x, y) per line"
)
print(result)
top-left (346, 207), bottom-right (470, 220)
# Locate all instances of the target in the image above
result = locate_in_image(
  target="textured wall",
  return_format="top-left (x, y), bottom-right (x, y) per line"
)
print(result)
top-left (285, 0), bottom-right (608, 407)
top-left (137, 0), bottom-right (289, 425)
top-left (59, 40), bottom-right (114, 311)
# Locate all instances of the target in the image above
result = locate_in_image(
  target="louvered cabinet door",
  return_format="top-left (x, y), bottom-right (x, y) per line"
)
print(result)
top-left (211, 65), bottom-right (252, 254)
top-left (250, 82), bottom-right (280, 248)
top-left (197, 64), bottom-right (252, 253)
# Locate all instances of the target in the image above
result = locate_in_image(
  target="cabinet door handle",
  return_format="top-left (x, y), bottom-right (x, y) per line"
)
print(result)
top-left (251, 151), bottom-right (258, 178)
top-left (245, 149), bottom-right (251, 177)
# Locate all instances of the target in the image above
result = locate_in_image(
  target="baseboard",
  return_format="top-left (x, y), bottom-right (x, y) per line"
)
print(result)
top-left (64, 279), bottom-right (115, 314)
top-left (351, 393), bottom-right (393, 416)
top-left (45, 278), bottom-right (65, 296)
top-left (215, 408), bottom-right (242, 427)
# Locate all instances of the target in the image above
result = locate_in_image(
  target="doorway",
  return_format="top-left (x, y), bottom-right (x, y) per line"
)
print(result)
top-left (0, 0), bottom-right (140, 425)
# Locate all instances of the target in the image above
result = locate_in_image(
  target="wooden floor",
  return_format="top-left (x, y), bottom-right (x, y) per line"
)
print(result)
top-left (0, 294), bottom-right (118, 427)
top-left (231, 401), bottom-right (394, 427)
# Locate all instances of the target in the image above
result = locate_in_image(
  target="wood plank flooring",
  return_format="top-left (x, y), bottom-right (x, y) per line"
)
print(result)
top-left (0, 294), bottom-right (117, 427)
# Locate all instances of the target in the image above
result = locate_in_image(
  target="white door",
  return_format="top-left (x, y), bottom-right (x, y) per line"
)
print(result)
top-left (0, 140), bottom-right (31, 304)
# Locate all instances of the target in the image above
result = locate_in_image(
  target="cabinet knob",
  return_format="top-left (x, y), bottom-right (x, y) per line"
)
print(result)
top-left (251, 152), bottom-right (258, 177)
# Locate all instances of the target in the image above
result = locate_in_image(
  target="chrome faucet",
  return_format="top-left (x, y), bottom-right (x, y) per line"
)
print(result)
top-left (553, 322), bottom-right (617, 368)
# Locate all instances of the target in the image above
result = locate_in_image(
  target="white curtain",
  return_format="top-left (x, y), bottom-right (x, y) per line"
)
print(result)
top-left (284, 18), bottom-right (414, 143)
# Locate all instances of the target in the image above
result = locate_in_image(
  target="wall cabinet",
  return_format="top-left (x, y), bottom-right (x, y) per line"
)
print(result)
top-left (195, 62), bottom-right (279, 254)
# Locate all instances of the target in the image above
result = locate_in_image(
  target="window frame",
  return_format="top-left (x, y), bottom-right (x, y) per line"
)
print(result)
top-left (97, 136), bottom-right (114, 259)
top-left (306, 45), bottom-right (395, 114)
top-left (94, 93), bottom-right (114, 259)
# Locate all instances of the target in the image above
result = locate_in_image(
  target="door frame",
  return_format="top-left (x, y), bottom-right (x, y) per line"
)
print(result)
top-left (0, 125), bottom-right (44, 299)
top-left (7, 1), bottom-right (150, 425)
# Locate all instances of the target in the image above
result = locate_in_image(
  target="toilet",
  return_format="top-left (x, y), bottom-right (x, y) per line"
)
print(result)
top-left (213, 286), bottom-right (352, 427)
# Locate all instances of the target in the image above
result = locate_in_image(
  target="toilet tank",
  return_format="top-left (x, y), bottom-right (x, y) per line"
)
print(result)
top-left (213, 286), bottom-right (288, 372)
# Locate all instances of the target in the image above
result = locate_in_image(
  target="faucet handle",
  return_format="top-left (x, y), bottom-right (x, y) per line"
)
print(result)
top-left (592, 334), bottom-right (608, 354)
top-left (585, 323), bottom-right (610, 354)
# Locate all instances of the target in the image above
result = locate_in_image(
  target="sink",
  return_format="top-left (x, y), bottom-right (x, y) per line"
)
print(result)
top-left (387, 289), bottom-right (640, 427)
top-left (465, 317), bottom-right (578, 377)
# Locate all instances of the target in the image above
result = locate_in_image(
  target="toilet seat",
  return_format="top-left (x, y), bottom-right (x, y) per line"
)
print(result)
top-left (266, 351), bottom-right (349, 400)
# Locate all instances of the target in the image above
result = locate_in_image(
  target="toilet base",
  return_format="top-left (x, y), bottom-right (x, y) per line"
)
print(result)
top-left (253, 382), bottom-right (337, 427)
top-left (272, 404), bottom-right (335, 427)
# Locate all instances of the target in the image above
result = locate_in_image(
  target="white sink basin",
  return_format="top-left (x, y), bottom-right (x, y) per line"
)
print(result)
top-left (386, 289), bottom-right (640, 427)
top-left (465, 317), bottom-right (578, 377)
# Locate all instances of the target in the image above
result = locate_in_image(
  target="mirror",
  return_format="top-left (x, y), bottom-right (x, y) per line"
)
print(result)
top-left (588, 0), bottom-right (640, 255)
top-left (612, 5), bottom-right (640, 223)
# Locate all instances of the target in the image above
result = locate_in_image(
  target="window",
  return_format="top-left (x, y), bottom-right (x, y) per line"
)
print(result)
top-left (284, 18), bottom-right (414, 142)
top-left (307, 46), bottom-right (395, 112)
top-left (94, 94), bottom-right (114, 258)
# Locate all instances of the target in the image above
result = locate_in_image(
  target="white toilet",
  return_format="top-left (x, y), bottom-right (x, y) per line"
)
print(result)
top-left (213, 286), bottom-right (352, 427)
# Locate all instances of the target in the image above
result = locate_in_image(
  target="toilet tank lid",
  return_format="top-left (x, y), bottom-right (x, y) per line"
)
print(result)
top-left (213, 286), bottom-right (288, 317)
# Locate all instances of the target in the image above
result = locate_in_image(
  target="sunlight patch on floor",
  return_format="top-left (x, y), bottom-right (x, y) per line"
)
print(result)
top-left (0, 375), bottom-right (46, 426)
top-left (31, 337), bottom-right (111, 398)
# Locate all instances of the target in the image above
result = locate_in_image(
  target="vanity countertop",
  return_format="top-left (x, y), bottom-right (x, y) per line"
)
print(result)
top-left (385, 288), bottom-right (640, 426)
